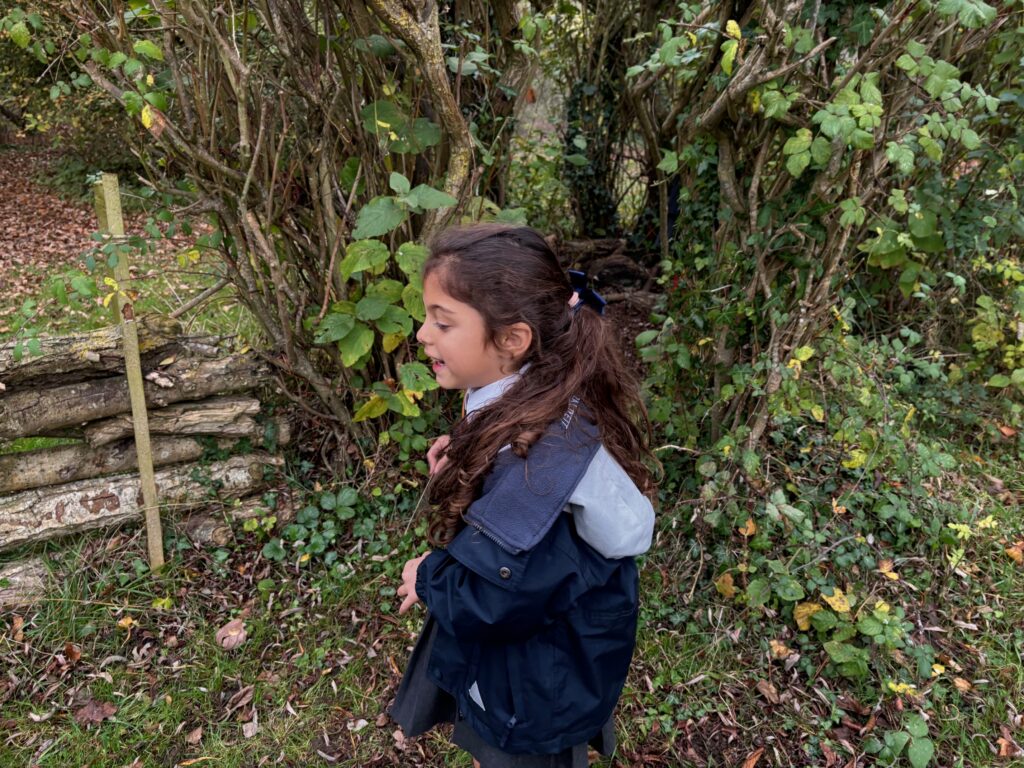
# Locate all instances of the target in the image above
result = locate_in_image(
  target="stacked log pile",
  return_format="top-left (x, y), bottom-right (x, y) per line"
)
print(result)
top-left (0, 317), bottom-right (291, 605)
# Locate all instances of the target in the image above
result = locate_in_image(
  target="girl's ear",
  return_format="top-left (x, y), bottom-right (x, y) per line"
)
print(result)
top-left (498, 322), bottom-right (533, 362)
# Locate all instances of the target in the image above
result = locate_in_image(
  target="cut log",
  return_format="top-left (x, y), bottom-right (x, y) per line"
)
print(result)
top-left (0, 353), bottom-right (268, 440)
top-left (0, 416), bottom-right (291, 493)
top-left (0, 315), bottom-right (183, 388)
top-left (0, 557), bottom-right (47, 608)
top-left (0, 454), bottom-right (282, 553)
top-left (181, 492), bottom-right (297, 547)
top-left (83, 395), bottom-right (261, 447)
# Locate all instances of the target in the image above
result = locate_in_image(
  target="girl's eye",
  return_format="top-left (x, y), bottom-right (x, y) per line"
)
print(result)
top-left (434, 322), bottom-right (450, 331)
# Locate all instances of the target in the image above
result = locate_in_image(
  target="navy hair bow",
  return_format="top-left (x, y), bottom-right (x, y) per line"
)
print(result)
top-left (568, 269), bottom-right (607, 316)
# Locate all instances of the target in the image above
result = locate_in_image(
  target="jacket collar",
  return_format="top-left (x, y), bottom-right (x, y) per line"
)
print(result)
top-left (464, 368), bottom-right (524, 415)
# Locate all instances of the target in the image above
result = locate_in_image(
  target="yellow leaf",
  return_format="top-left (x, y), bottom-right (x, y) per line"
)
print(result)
top-left (103, 292), bottom-right (115, 308)
top-left (738, 518), bottom-right (757, 537)
top-left (715, 572), bottom-right (736, 599)
top-left (874, 599), bottom-right (891, 614)
top-left (953, 677), bottom-right (972, 693)
top-left (298, 553), bottom-right (311, 564)
top-left (842, 449), bottom-right (867, 470)
top-left (887, 681), bottom-right (917, 695)
top-left (382, 331), bottom-right (405, 353)
top-left (821, 587), bottom-right (851, 614)
top-left (975, 515), bottom-right (997, 530)
top-left (726, 19), bottom-right (741, 39)
top-left (146, 74), bottom-right (155, 86)
top-left (831, 498), bottom-right (847, 515)
top-left (769, 639), bottom-right (791, 659)
top-left (931, 663), bottom-right (946, 677)
top-left (151, 596), bottom-right (173, 610)
top-left (686, 31), bottom-right (697, 45)
top-left (117, 616), bottom-right (135, 630)
top-left (794, 602), bottom-right (822, 630)
top-left (811, 405), bottom-right (825, 422)
top-left (104, 276), bottom-right (119, 288)
top-left (141, 104), bottom-right (154, 129)
top-left (878, 559), bottom-right (900, 580)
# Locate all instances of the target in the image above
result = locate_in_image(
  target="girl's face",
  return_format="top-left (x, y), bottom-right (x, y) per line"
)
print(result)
top-left (416, 272), bottom-right (513, 390)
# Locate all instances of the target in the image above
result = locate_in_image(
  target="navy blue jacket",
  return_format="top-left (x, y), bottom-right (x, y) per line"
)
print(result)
top-left (415, 401), bottom-right (643, 754)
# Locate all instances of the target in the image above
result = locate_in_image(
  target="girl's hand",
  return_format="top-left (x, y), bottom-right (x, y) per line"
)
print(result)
top-left (426, 435), bottom-right (451, 476)
top-left (397, 552), bottom-right (430, 614)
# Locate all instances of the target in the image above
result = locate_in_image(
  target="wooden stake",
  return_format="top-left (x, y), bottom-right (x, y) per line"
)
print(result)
top-left (94, 173), bottom-right (165, 570)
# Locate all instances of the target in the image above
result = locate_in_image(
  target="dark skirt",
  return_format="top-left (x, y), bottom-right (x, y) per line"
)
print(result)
top-left (389, 614), bottom-right (616, 768)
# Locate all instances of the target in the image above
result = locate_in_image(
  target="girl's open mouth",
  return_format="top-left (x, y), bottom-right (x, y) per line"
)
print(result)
top-left (432, 360), bottom-right (445, 373)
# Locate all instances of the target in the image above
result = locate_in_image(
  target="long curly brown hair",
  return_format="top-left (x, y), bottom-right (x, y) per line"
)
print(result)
top-left (423, 224), bottom-right (657, 547)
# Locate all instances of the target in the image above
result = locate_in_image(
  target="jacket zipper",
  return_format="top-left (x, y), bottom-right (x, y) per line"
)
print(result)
top-left (467, 520), bottom-right (520, 555)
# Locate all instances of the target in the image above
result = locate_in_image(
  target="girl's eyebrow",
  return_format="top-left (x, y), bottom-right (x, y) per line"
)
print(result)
top-left (427, 303), bottom-right (454, 316)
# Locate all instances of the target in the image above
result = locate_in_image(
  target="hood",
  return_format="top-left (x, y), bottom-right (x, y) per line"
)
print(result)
top-left (567, 446), bottom-right (655, 559)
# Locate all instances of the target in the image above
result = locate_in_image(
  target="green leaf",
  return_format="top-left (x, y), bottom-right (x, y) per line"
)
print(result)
top-left (565, 153), bottom-right (589, 167)
top-left (367, 279), bottom-right (405, 303)
top-left (353, 395), bottom-right (390, 422)
top-left (824, 640), bottom-right (859, 663)
top-left (747, 578), bottom-right (771, 607)
top-left (387, 391), bottom-right (421, 417)
top-left (360, 100), bottom-right (406, 137)
top-left (407, 118), bottom-right (442, 151)
top-left (786, 151), bottom-right (810, 177)
top-left (122, 57), bottom-right (144, 77)
top-left (904, 714), bottom-right (929, 739)
top-left (783, 128), bottom-right (813, 155)
top-left (352, 197), bottom-right (406, 239)
top-left (635, 330), bottom-right (659, 347)
top-left (793, 346), bottom-right (815, 361)
top-left (908, 210), bottom-right (938, 239)
top-left (339, 239), bottom-right (390, 281)
top-left (986, 374), bottom-right (1010, 387)
top-left (923, 60), bottom-right (961, 98)
top-left (407, 184), bottom-right (457, 211)
top-left (937, 0), bottom-right (996, 28)
top-left (356, 296), bottom-right (389, 321)
top-left (762, 89), bottom-right (792, 119)
top-left (375, 305), bottom-right (413, 335)
top-left (810, 136), bottom-right (832, 165)
top-left (657, 151), bottom-right (679, 174)
top-left (857, 615), bottom-right (884, 636)
top-left (960, 128), bottom-right (981, 150)
top-left (399, 361), bottom-right (440, 393)
top-left (850, 128), bottom-right (875, 150)
top-left (132, 39), bottom-right (164, 61)
top-left (9, 21), bottom-right (31, 49)
top-left (396, 242), bottom-right (428, 283)
top-left (774, 576), bottom-right (805, 602)
top-left (886, 142), bottom-right (916, 174)
top-left (720, 39), bottom-right (738, 76)
top-left (314, 313), bottom-right (355, 344)
top-left (261, 539), bottom-right (286, 561)
top-left (389, 172), bottom-right (411, 195)
top-left (337, 322), bottom-right (375, 367)
top-left (907, 737), bottom-right (934, 768)
top-left (402, 283), bottom-right (425, 321)
top-left (906, 40), bottom-right (927, 58)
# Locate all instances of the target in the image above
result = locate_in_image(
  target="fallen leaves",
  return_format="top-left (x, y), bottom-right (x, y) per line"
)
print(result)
top-left (755, 679), bottom-right (780, 705)
top-left (73, 699), bottom-right (117, 726)
top-left (821, 587), bottom-right (851, 614)
top-left (741, 746), bottom-right (765, 768)
top-left (1005, 541), bottom-right (1024, 566)
top-left (215, 618), bottom-right (247, 650)
top-left (715, 572), bottom-right (737, 599)
top-left (877, 559), bottom-right (900, 580)
top-left (738, 517), bottom-right (757, 537)
top-left (769, 639), bottom-right (792, 659)
top-left (794, 602), bottom-right (822, 630)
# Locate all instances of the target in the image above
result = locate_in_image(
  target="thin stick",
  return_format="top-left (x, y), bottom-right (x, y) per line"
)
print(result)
top-left (95, 173), bottom-right (165, 571)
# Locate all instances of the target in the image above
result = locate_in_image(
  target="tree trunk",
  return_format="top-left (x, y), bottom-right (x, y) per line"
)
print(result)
top-left (0, 558), bottom-right (46, 608)
top-left (0, 315), bottom-right (184, 388)
top-left (0, 454), bottom-right (282, 553)
top-left (82, 395), bottom-right (262, 447)
top-left (0, 354), bottom-right (267, 440)
top-left (0, 415), bottom-right (289, 494)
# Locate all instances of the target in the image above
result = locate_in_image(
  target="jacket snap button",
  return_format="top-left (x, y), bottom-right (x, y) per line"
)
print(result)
top-left (498, 567), bottom-right (512, 579)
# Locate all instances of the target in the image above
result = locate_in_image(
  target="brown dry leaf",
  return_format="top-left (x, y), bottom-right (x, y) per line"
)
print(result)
top-left (822, 587), bottom-right (851, 614)
top-left (216, 618), bottom-right (247, 650)
top-left (953, 677), bottom-right (972, 693)
top-left (1005, 543), bottom-right (1024, 566)
top-left (185, 725), bottom-right (203, 745)
top-left (11, 615), bottom-right (24, 642)
top-left (741, 747), bottom-right (765, 768)
top-left (794, 602), bottom-right (823, 631)
top-left (998, 424), bottom-right (1017, 438)
top-left (998, 725), bottom-right (1023, 757)
top-left (715, 572), bottom-right (737, 599)
top-left (769, 639), bottom-right (792, 659)
top-left (73, 699), bottom-right (117, 726)
top-left (65, 642), bottom-right (81, 664)
top-left (738, 518), bottom-right (757, 537)
top-left (755, 679), bottom-right (780, 704)
top-left (242, 710), bottom-right (259, 739)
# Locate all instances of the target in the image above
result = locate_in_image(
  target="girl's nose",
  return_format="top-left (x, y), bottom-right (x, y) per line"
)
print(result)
top-left (416, 323), bottom-right (429, 345)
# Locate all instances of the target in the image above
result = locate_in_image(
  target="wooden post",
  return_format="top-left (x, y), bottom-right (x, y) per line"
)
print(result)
top-left (94, 173), bottom-right (165, 570)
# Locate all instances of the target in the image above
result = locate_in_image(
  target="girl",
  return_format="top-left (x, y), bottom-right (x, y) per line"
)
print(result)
top-left (391, 224), bottom-right (656, 767)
